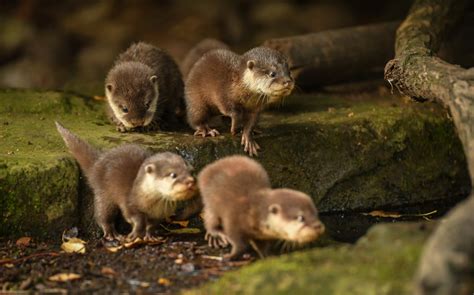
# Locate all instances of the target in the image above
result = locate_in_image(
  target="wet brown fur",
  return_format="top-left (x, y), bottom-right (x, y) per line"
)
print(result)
top-left (106, 42), bottom-right (185, 132)
top-left (55, 122), bottom-right (196, 241)
top-left (198, 156), bottom-right (324, 260)
top-left (181, 38), bottom-right (229, 79)
top-left (185, 47), bottom-right (294, 156)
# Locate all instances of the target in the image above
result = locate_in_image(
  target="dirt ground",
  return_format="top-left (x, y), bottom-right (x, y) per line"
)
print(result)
top-left (0, 231), bottom-right (252, 294)
top-left (0, 211), bottom-right (443, 293)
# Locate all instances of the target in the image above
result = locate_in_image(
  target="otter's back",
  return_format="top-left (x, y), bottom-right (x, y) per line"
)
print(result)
top-left (198, 156), bottom-right (270, 208)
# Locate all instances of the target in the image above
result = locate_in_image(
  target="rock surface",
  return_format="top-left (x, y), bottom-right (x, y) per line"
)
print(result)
top-left (186, 222), bottom-right (436, 295)
top-left (0, 89), bottom-right (470, 237)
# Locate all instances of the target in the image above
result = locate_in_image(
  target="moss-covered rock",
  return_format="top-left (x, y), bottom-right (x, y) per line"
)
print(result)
top-left (0, 89), bottom-right (470, 237)
top-left (187, 222), bottom-right (435, 295)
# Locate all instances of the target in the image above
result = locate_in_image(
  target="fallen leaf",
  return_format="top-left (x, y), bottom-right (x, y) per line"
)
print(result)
top-left (4, 263), bottom-right (14, 268)
top-left (61, 238), bottom-right (86, 254)
top-left (101, 267), bottom-right (117, 277)
top-left (348, 112), bottom-right (354, 117)
top-left (16, 237), bottom-right (32, 247)
top-left (201, 255), bottom-right (223, 261)
top-left (104, 246), bottom-right (122, 253)
top-left (171, 220), bottom-right (189, 227)
top-left (93, 95), bottom-right (105, 101)
top-left (169, 228), bottom-right (200, 234)
top-left (123, 237), bottom-right (145, 248)
top-left (160, 224), bottom-right (200, 234)
top-left (362, 210), bottom-right (401, 218)
top-left (49, 273), bottom-right (81, 282)
top-left (158, 278), bottom-right (172, 286)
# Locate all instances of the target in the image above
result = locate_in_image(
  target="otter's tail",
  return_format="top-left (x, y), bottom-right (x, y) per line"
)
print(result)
top-left (55, 121), bottom-right (100, 175)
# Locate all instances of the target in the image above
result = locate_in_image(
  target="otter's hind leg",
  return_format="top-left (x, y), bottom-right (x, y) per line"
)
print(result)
top-left (186, 96), bottom-right (220, 137)
top-left (120, 205), bottom-right (146, 241)
top-left (94, 195), bottom-right (121, 240)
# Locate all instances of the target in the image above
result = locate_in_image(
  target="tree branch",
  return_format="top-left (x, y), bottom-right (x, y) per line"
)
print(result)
top-left (384, 0), bottom-right (474, 183)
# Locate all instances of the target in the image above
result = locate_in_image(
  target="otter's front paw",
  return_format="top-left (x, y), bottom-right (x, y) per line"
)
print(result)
top-left (194, 127), bottom-right (220, 137)
top-left (241, 133), bottom-right (260, 157)
top-left (116, 124), bottom-right (128, 133)
top-left (205, 232), bottom-right (229, 248)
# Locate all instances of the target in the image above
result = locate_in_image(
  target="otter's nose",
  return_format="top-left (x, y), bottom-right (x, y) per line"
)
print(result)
top-left (185, 177), bottom-right (195, 189)
top-left (130, 118), bottom-right (144, 127)
top-left (283, 77), bottom-right (294, 87)
top-left (312, 221), bottom-right (325, 233)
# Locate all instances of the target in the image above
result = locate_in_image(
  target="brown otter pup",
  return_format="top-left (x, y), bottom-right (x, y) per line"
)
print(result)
top-left (185, 47), bottom-right (294, 156)
top-left (55, 122), bottom-right (196, 241)
top-left (414, 196), bottom-right (474, 295)
top-left (180, 38), bottom-right (229, 78)
top-left (198, 156), bottom-right (324, 260)
top-left (105, 42), bottom-right (185, 132)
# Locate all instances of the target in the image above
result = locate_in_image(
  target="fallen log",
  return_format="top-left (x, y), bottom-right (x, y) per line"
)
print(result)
top-left (263, 22), bottom-right (399, 88)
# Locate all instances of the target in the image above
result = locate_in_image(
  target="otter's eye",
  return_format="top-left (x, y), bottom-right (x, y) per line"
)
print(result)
top-left (269, 71), bottom-right (277, 78)
top-left (120, 105), bottom-right (128, 113)
top-left (296, 215), bottom-right (305, 222)
top-left (169, 172), bottom-right (177, 179)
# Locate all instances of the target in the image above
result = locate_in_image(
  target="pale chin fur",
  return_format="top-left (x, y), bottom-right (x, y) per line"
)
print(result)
top-left (265, 214), bottom-right (311, 242)
top-left (139, 173), bottom-right (178, 219)
top-left (106, 89), bottom-right (134, 128)
top-left (242, 69), bottom-right (273, 96)
top-left (140, 173), bottom-right (176, 199)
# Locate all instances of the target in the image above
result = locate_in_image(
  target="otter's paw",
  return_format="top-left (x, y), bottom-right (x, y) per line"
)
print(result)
top-left (194, 127), bottom-right (220, 137)
top-left (241, 134), bottom-right (260, 157)
top-left (116, 124), bottom-right (128, 133)
top-left (205, 232), bottom-right (229, 248)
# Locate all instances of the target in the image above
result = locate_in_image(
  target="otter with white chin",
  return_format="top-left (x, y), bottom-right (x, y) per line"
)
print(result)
top-left (55, 122), bottom-right (197, 241)
top-left (185, 47), bottom-right (294, 156)
top-left (105, 42), bottom-right (185, 132)
top-left (198, 156), bottom-right (324, 260)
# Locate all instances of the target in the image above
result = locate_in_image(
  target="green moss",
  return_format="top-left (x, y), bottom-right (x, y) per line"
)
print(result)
top-left (0, 89), bottom-right (470, 237)
top-left (187, 222), bottom-right (434, 295)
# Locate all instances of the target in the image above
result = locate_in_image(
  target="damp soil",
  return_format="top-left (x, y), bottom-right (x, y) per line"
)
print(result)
top-left (0, 207), bottom-right (448, 294)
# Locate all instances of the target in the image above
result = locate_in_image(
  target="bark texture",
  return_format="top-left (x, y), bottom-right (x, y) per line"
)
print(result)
top-left (386, 0), bottom-right (474, 292)
top-left (384, 0), bottom-right (473, 184)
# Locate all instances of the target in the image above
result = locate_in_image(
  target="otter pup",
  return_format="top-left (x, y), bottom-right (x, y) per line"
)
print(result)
top-left (55, 122), bottom-right (196, 241)
top-left (180, 38), bottom-right (229, 78)
top-left (198, 156), bottom-right (324, 260)
top-left (105, 42), bottom-right (185, 132)
top-left (185, 47), bottom-right (294, 156)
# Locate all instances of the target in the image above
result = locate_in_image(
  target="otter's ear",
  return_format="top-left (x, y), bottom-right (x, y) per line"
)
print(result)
top-left (106, 84), bottom-right (113, 92)
top-left (150, 75), bottom-right (158, 84)
top-left (247, 60), bottom-right (255, 70)
top-left (268, 204), bottom-right (281, 215)
top-left (145, 164), bottom-right (154, 174)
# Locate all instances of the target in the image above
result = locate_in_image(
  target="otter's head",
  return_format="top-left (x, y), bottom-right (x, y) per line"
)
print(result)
top-left (261, 188), bottom-right (324, 244)
top-left (105, 62), bottom-right (159, 129)
top-left (137, 152), bottom-right (197, 201)
top-left (242, 47), bottom-right (294, 104)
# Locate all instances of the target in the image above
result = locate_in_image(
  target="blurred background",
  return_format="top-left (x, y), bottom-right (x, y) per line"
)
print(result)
top-left (0, 0), bottom-right (413, 95)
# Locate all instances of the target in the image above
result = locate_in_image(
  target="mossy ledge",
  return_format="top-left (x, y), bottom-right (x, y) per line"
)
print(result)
top-left (0, 89), bottom-right (470, 237)
top-left (185, 222), bottom-right (435, 295)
